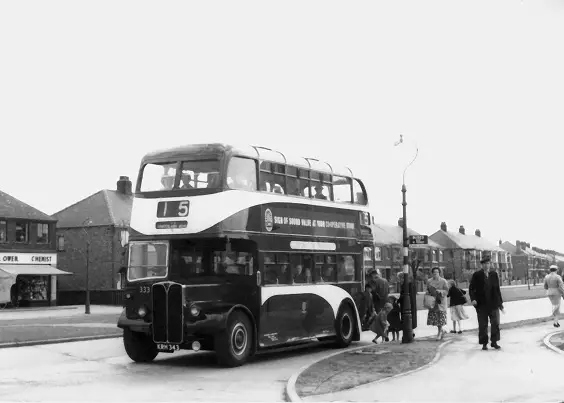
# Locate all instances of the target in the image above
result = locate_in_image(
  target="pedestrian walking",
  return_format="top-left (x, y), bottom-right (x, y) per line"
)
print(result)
top-left (370, 302), bottom-right (393, 344)
top-left (368, 269), bottom-right (389, 314)
top-left (426, 267), bottom-right (449, 341)
top-left (447, 279), bottom-right (469, 334)
top-left (543, 264), bottom-right (564, 328)
top-left (469, 253), bottom-right (504, 350)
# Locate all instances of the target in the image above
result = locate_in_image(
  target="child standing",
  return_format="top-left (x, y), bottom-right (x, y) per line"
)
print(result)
top-left (386, 295), bottom-right (402, 341)
top-left (371, 302), bottom-right (393, 344)
top-left (447, 279), bottom-right (469, 334)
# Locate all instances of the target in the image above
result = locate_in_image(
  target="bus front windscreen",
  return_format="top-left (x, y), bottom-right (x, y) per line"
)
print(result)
top-left (127, 241), bottom-right (169, 281)
top-left (139, 160), bottom-right (221, 192)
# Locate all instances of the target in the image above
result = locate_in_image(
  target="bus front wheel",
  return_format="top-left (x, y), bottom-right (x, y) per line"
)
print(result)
top-left (123, 328), bottom-right (158, 363)
top-left (334, 304), bottom-right (355, 348)
top-left (215, 311), bottom-right (253, 367)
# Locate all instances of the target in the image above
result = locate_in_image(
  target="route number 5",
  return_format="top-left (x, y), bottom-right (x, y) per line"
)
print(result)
top-left (178, 201), bottom-right (189, 217)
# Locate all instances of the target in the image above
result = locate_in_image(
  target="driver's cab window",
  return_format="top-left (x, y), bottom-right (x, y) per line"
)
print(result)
top-left (140, 163), bottom-right (177, 192)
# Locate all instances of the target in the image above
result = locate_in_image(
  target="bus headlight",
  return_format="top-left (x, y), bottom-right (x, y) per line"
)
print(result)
top-left (189, 305), bottom-right (201, 317)
top-left (138, 306), bottom-right (148, 318)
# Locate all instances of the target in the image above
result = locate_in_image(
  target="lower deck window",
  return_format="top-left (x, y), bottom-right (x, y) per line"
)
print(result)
top-left (261, 252), bottom-right (357, 286)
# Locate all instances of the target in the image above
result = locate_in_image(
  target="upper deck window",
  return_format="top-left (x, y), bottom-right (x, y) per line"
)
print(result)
top-left (227, 157), bottom-right (257, 191)
top-left (179, 160), bottom-right (221, 189)
top-left (332, 176), bottom-right (352, 203)
top-left (140, 163), bottom-right (178, 192)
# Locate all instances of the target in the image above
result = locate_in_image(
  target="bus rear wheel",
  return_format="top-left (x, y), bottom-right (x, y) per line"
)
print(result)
top-left (215, 311), bottom-right (253, 367)
top-left (123, 328), bottom-right (158, 363)
top-left (334, 304), bottom-right (355, 348)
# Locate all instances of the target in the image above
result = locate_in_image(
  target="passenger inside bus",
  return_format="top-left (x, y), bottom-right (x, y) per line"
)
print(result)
top-left (161, 174), bottom-right (174, 190)
top-left (314, 184), bottom-right (327, 200)
top-left (180, 173), bottom-right (194, 189)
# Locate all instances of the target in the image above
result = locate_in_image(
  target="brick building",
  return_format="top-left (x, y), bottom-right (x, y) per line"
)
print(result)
top-left (430, 222), bottom-right (512, 286)
top-left (0, 190), bottom-right (71, 307)
top-left (500, 240), bottom-right (551, 284)
top-left (372, 218), bottom-right (446, 292)
top-left (52, 176), bottom-right (133, 305)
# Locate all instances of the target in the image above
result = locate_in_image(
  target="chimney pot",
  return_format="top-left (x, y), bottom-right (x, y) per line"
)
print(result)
top-left (459, 225), bottom-right (465, 235)
top-left (117, 176), bottom-right (132, 195)
top-left (440, 222), bottom-right (447, 231)
top-left (499, 239), bottom-right (502, 246)
top-left (475, 229), bottom-right (481, 237)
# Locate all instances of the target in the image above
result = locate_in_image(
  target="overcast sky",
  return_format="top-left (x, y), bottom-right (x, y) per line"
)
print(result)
top-left (1, 0), bottom-right (562, 251)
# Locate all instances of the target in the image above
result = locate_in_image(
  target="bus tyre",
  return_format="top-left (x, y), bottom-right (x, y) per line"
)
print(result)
top-left (123, 328), bottom-right (158, 363)
top-left (215, 311), bottom-right (253, 367)
top-left (334, 304), bottom-right (355, 348)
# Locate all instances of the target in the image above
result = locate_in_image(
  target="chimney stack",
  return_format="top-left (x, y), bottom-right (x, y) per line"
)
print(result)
top-left (475, 229), bottom-right (481, 237)
top-left (440, 222), bottom-right (447, 232)
top-left (117, 176), bottom-right (132, 195)
top-left (459, 225), bottom-right (465, 235)
top-left (516, 240), bottom-right (521, 251)
top-left (499, 239), bottom-right (502, 246)
top-left (398, 217), bottom-right (404, 228)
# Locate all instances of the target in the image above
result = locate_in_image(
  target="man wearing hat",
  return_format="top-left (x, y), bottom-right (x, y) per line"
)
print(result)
top-left (469, 252), bottom-right (504, 350)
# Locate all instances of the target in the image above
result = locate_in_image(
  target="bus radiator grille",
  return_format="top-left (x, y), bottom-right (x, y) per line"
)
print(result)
top-left (167, 283), bottom-right (184, 344)
top-left (152, 284), bottom-right (168, 343)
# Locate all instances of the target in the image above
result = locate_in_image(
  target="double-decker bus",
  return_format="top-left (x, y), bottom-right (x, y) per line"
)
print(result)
top-left (117, 143), bottom-right (374, 367)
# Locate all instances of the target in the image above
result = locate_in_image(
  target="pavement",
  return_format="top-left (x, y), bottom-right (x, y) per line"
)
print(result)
top-left (299, 322), bottom-right (564, 402)
top-left (288, 296), bottom-right (563, 402)
top-left (392, 283), bottom-right (548, 311)
top-left (0, 305), bottom-right (123, 347)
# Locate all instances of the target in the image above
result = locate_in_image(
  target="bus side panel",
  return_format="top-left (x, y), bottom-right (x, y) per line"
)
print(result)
top-left (258, 290), bottom-right (335, 347)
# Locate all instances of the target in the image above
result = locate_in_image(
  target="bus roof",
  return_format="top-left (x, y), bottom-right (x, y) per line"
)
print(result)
top-left (141, 143), bottom-right (356, 178)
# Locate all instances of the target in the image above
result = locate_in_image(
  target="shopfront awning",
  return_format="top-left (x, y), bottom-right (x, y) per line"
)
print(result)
top-left (0, 265), bottom-right (73, 277)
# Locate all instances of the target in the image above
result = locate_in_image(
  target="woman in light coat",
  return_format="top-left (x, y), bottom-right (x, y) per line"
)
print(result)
top-left (544, 265), bottom-right (564, 327)
top-left (426, 267), bottom-right (449, 340)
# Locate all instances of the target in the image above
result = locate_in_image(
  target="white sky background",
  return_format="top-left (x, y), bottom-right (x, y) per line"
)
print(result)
top-left (1, 0), bottom-right (563, 251)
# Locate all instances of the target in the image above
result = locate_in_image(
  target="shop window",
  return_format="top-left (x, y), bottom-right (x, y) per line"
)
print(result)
top-left (227, 157), bottom-right (257, 191)
top-left (15, 222), bottom-right (28, 243)
top-left (0, 220), bottom-right (6, 243)
top-left (37, 223), bottom-right (49, 244)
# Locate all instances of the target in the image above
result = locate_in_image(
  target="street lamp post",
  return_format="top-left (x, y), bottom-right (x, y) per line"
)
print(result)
top-left (395, 135), bottom-right (419, 344)
top-left (82, 218), bottom-right (92, 315)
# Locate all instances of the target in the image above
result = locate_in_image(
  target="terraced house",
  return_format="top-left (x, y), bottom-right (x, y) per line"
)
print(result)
top-left (0, 190), bottom-right (71, 307)
top-left (53, 176), bottom-right (133, 305)
top-left (372, 218), bottom-right (446, 292)
top-left (500, 240), bottom-right (551, 285)
top-left (430, 222), bottom-right (512, 287)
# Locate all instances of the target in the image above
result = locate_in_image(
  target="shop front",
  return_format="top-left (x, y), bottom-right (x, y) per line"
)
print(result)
top-left (0, 252), bottom-right (72, 307)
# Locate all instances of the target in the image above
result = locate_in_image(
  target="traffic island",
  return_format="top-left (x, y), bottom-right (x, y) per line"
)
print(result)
top-left (548, 330), bottom-right (564, 352)
top-left (293, 338), bottom-right (449, 400)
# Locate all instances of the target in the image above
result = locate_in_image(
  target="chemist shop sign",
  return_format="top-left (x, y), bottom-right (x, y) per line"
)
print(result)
top-left (263, 206), bottom-right (358, 237)
top-left (0, 253), bottom-right (57, 265)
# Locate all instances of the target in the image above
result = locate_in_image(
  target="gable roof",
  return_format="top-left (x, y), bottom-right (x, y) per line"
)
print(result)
top-left (430, 229), bottom-right (505, 252)
top-left (53, 190), bottom-right (133, 228)
top-left (0, 190), bottom-right (56, 222)
top-left (373, 223), bottom-right (444, 249)
top-left (500, 241), bottom-right (517, 254)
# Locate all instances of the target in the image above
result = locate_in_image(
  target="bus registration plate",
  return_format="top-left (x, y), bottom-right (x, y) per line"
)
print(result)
top-left (157, 343), bottom-right (180, 353)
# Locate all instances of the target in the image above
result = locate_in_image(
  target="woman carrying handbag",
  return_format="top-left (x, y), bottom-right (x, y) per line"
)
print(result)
top-left (426, 267), bottom-right (449, 340)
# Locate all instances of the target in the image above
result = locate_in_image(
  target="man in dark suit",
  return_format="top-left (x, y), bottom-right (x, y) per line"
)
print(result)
top-left (469, 253), bottom-right (504, 350)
